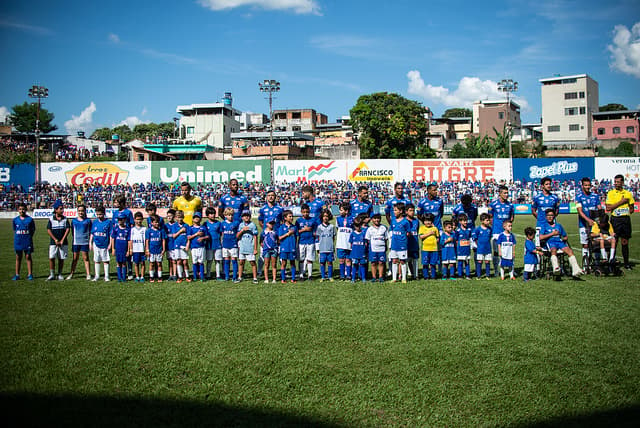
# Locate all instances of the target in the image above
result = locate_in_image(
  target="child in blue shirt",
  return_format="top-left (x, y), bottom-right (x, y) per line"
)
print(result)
top-left (349, 215), bottom-right (368, 282)
top-left (406, 203), bottom-right (420, 280)
top-left (390, 203), bottom-right (410, 283)
top-left (472, 213), bottom-right (493, 279)
top-left (296, 203), bottom-right (317, 281)
top-left (187, 212), bottom-right (209, 282)
top-left (455, 214), bottom-right (472, 279)
top-left (236, 210), bottom-right (258, 283)
top-left (496, 220), bottom-right (517, 280)
top-left (111, 213), bottom-right (131, 282)
top-left (90, 205), bottom-right (112, 282)
top-left (440, 220), bottom-right (457, 280)
top-left (13, 203), bottom-right (35, 281)
top-left (220, 207), bottom-right (240, 282)
top-left (523, 227), bottom-right (541, 282)
top-left (164, 209), bottom-right (177, 281)
top-left (261, 220), bottom-right (279, 283)
top-left (278, 210), bottom-right (298, 283)
top-left (335, 202), bottom-right (353, 280)
top-left (539, 208), bottom-right (584, 278)
top-left (204, 207), bottom-right (223, 281)
top-left (68, 204), bottom-right (92, 280)
top-left (172, 210), bottom-right (191, 283)
top-left (146, 214), bottom-right (167, 282)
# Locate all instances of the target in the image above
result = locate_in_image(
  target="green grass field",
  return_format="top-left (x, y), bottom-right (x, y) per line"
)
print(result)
top-left (1, 215), bottom-right (640, 427)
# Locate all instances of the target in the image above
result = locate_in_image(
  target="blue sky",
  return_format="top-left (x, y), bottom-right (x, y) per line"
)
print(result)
top-left (1, 0), bottom-right (639, 135)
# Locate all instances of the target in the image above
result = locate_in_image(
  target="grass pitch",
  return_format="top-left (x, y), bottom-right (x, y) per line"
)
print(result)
top-left (1, 215), bottom-right (640, 427)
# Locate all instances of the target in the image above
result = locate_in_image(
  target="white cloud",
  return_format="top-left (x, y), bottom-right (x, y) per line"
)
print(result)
top-left (608, 22), bottom-right (640, 78)
top-left (407, 71), bottom-right (530, 111)
top-left (141, 106), bottom-right (148, 116)
top-left (0, 19), bottom-right (53, 35)
top-left (64, 102), bottom-right (97, 133)
top-left (0, 106), bottom-right (9, 124)
top-left (114, 116), bottom-right (149, 129)
top-left (108, 33), bottom-right (120, 44)
top-left (198, 0), bottom-right (321, 15)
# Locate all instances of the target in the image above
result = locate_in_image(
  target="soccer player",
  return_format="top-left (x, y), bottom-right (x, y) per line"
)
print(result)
top-left (13, 202), bottom-right (35, 281)
top-left (489, 185), bottom-right (515, 276)
top-left (278, 210), bottom-right (298, 283)
top-left (145, 203), bottom-right (165, 229)
top-left (419, 213), bottom-right (439, 280)
top-left (67, 204), bottom-right (92, 280)
top-left (576, 177), bottom-right (601, 265)
top-left (187, 212), bottom-right (208, 282)
top-left (365, 213), bottom-right (388, 282)
top-left (90, 205), bottom-right (112, 282)
top-left (496, 220), bottom-right (517, 280)
top-left (406, 203), bottom-right (420, 280)
top-left (472, 213), bottom-right (493, 279)
top-left (455, 214), bottom-right (472, 280)
top-left (349, 216), bottom-right (368, 282)
top-left (389, 202), bottom-right (410, 283)
top-left (261, 220), bottom-right (279, 283)
top-left (385, 182), bottom-right (410, 224)
top-left (146, 214), bottom-right (167, 282)
top-left (218, 178), bottom-right (248, 223)
top-left (220, 207), bottom-right (240, 282)
top-left (204, 207), bottom-right (223, 281)
top-left (172, 182), bottom-right (203, 226)
top-left (111, 212), bottom-right (131, 282)
top-left (165, 209), bottom-right (177, 281)
top-left (531, 177), bottom-right (560, 245)
top-left (417, 183), bottom-right (444, 230)
top-left (258, 189), bottom-right (284, 230)
top-left (296, 203), bottom-right (317, 280)
top-left (440, 220), bottom-right (456, 280)
top-left (236, 210), bottom-right (258, 283)
top-left (316, 210), bottom-right (336, 282)
top-left (301, 184), bottom-right (326, 225)
top-left (129, 212), bottom-right (147, 282)
top-left (335, 202), bottom-right (353, 280)
top-left (114, 194), bottom-right (135, 280)
top-left (350, 186), bottom-right (373, 223)
top-left (172, 210), bottom-right (191, 283)
top-left (452, 194), bottom-right (478, 229)
top-left (46, 200), bottom-right (70, 281)
top-left (523, 227), bottom-right (542, 282)
top-left (605, 174), bottom-right (635, 269)
top-left (539, 209), bottom-right (584, 278)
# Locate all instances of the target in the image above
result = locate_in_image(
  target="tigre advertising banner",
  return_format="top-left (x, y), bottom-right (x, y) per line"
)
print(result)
top-left (594, 157), bottom-right (640, 181)
top-left (42, 162), bottom-right (151, 185)
top-left (151, 160), bottom-right (269, 184)
top-left (400, 159), bottom-right (511, 182)
top-left (274, 160), bottom-right (346, 183)
top-left (512, 158), bottom-right (594, 182)
top-left (346, 160), bottom-right (400, 183)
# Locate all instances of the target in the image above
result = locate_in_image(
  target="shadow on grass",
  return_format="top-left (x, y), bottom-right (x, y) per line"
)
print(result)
top-left (511, 404), bottom-right (640, 428)
top-left (0, 392), bottom-right (343, 428)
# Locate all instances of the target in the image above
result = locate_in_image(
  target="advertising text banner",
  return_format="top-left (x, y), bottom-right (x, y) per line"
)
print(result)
top-left (594, 157), bottom-right (640, 181)
top-left (42, 162), bottom-right (151, 185)
top-left (513, 158), bottom-right (594, 182)
top-left (274, 160), bottom-right (346, 183)
top-left (0, 163), bottom-right (35, 188)
top-left (152, 160), bottom-right (270, 184)
top-left (346, 160), bottom-right (400, 183)
top-left (407, 159), bottom-right (511, 182)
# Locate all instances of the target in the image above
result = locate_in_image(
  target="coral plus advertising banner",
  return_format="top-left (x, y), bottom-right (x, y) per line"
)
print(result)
top-left (42, 162), bottom-right (151, 185)
top-left (594, 157), bottom-right (640, 181)
top-left (0, 163), bottom-right (35, 188)
top-left (346, 160), bottom-right (400, 183)
top-left (274, 160), bottom-right (346, 183)
top-left (512, 158), bottom-right (594, 182)
top-left (406, 159), bottom-right (511, 182)
top-left (151, 160), bottom-right (269, 184)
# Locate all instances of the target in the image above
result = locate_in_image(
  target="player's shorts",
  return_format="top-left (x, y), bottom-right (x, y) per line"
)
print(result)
top-left (49, 244), bottom-right (68, 260)
top-left (442, 258), bottom-right (456, 265)
top-left (500, 259), bottom-right (514, 268)
top-left (524, 263), bottom-right (537, 273)
top-left (149, 253), bottom-right (163, 263)
top-left (132, 252), bottom-right (146, 264)
top-left (191, 247), bottom-right (205, 264)
top-left (389, 249), bottom-right (407, 261)
top-left (262, 249), bottom-right (278, 259)
top-left (611, 216), bottom-right (632, 239)
top-left (239, 252), bottom-right (256, 262)
top-left (319, 252), bottom-right (334, 263)
top-left (408, 250), bottom-right (420, 260)
top-left (579, 226), bottom-right (590, 245)
top-left (170, 249), bottom-right (180, 260)
top-left (546, 241), bottom-right (568, 250)
top-left (457, 254), bottom-right (471, 261)
top-left (422, 251), bottom-right (439, 266)
top-left (222, 247), bottom-right (238, 259)
top-left (350, 257), bottom-right (367, 265)
top-left (369, 251), bottom-right (387, 263)
top-left (166, 248), bottom-right (174, 260)
top-left (476, 252), bottom-right (492, 262)
top-left (176, 248), bottom-right (189, 260)
top-left (72, 244), bottom-right (89, 253)
top-left (279, 251), bottom-right (296, 261)
top-left (336, 248), bottom-right (351, 259)
top-left (93, 245), bottom-right (110, 263)
top-left (115, 251), bottom-right (128, 264)
top-left (206, 248), bottom-right (222, 261)
top-left (14, 246), bottom-right (33, 255)
top-left (298, 243), bottom-right (316, 262)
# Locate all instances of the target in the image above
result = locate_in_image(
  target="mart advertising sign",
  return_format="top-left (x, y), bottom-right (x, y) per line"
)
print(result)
top-left (274, 160), bottom-right (346, 183)
top-left (42, 162), bottom-right (151, 185)
top-left (151, 160), bottom-right (269, 184)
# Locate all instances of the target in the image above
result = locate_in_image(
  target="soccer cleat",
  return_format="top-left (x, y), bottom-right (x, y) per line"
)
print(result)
top-left (329, 277), bottom-right (335, 282)
top-left (501, 275), bottom-right (505, 280)
top-left (11, 275), bottom-right (19, 281)
top-left (264, 280), bottom-right (270, 284)
top-left (281, 280), bottom-right (287, 284)
top-left (291, 280), bottom-right (297, 283)
top-left (176, 278), bottom-right (183, 283)
top-left (157, 279), bottom-right (163, 283)
top-left (139, 278), bottom-right (145, 283)
top-left (27, 274), bottom-right (34, 281)
top-left (252, 279), bottom-right (258, 284)
top-left (272, 279), bottom-right (277, 284)
top-left (57, 275), bottom-right (64, 281)
top-left (319, 278), bottom-right (324, 283)
top-left (104, 277), bottom-right (110, 282)
top-left (186, 278), bottom-right (192, 283)
top-left (66, 274), bottom-right (74, 280)
top-left (149, 279), bottom-right (155, 283)
top-left (92, 276), bottom-right (99, 282)
top-left (232, 279), bottom-right (240, 284)
top-left (86, 275), bottom-right (92, 280)
top-left (402, 279), bottom-right (408, 284)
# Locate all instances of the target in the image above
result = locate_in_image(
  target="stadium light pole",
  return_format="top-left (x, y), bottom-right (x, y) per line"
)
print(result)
top-left (259, 79), bottom-right (280, 184)
top-left (498, 79), bottom-right (517, 180)
top-left (28, 85), bottom-right (48, 184)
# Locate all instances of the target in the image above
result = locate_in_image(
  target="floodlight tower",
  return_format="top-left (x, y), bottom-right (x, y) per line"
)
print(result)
top-left (259, 79), bottom-right (280, 184)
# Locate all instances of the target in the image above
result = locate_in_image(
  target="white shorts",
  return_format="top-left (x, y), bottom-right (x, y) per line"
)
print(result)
top-left (222, 247), bottom-right (238, 259)
top-left (206, 248), bottom-right (222, 261)
top-left (442, 259), bottom-right (456, 265)
top-left (524, 263), bottom-right (537, 273)
top-left (93, 245), bottom-right (110, 263)
top-left (239, 252), bottom-right (256, 261)
top-left (457, 255), bottom-right (470, 261)
top-left (49, 244), bottom-right (68, 260)
top-left (176, 248), bottom-right (189, 260)
top-left (149, 253), bottom-right (164, 263)
top-left (191, 247), bottom-right (205, 264)
top-left (298, 244), bottom-right (316, 262)
top-left (389, 249), bottom-right (407, 260)
top-left (579, 227), bottom-right (589, 245)
top-left (477, 253), bottom-right (492, 262)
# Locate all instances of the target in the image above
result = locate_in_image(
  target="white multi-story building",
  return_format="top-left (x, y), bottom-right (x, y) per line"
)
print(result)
top-left (176, 93), bottom-right (241, 149)
top-left (539, 74), bottom-right (599, 145)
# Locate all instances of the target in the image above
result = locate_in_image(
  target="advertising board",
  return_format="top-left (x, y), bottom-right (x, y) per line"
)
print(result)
top-left (0, 163), bottom-right (35, 188)
top-left (513, 158), bottom-right (594, 182)
top-left (404, 159), bottom-right (511, 182)
top-left (274, 160), bottom-right (345, 183)
top-left (346, 160), bottom-right (400, 183)
top-left (594, 157), bottom-right (640, 181)
top-left (42, 162), bottom-right (151, 185)
top-left (152, 160), bottom-right (269, 184)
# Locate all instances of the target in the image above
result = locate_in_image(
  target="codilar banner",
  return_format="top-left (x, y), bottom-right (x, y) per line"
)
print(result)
top-left (513, 158), bottom-right (594, 182)
top-left (42, 162), bottom-right (151, 185)
top-left (402, 159), bottom-right (511, 182)
top-left (346, 160), bottom-right (400, 183)
top-left (594, 157), bottom-right (640, 181)
top-left (274, 160), bottom-right (346, 183)
top-left (151, 160), bottom-right (269, 184)
top-left (0, 163), bottom-right (35, 188)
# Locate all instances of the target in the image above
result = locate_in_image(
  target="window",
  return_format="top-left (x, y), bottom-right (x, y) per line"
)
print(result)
top-left (565, 107), bottom-right (578, 116)
top-left (627, 126), bottom-right (635, 134)
top-left (613, 127), bottom-right (620, 134)
top-left (569, 124), bottom-right (580, 131)
top-left (498, 112), bottom-right (504, 119)
top-left (137, 154), bottom-right (144, 161)
top-left (598, 128), bottom-right (605, 135)
top-left (292, 112), bottom-right (302, 119)
top-left (186, 126), bottom-right (195, 135)
top-left (548, 125), bottom-right (560, 132)
top-left (579, 91), bottom-right (585, 98)
top-left (564, 92), bottom-right (578, 100)
top-left (579, 107), bottom-right (586, 114)
top-left (292, 126), bottom-right (301, 131)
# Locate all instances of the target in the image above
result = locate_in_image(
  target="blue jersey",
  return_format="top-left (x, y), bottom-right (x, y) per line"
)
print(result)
top-left (220, 220), bottom-right (240, 249)
top-left (349, 229), bottom-right (367, 259)
top-left (114, 208), bottom-right (135, 228)
top-left (258, 203), bottom-right (284, 228)
top-left (452, 203), bottom-right (478, 229)
top-left (146, 227), bottom-right (167, 255)
top-left (496, 232), bottom-right (517, 261)
top-left (172, 222), bottom-right (189, 249)
top-left (472, 226), bottom-right (492, 254)
top-left (219, 193), bottom-right (249, 223)
top-left (205, 221), bottom-right (222, 250)
top-left (385, 196), bottom-right (411, 222)
top-left (110, 225), bottom-right (130, 253)
top-left (532, 192), bottom-right (560, 227)
top-left (407, 218), bottom-right (420, 253)
top-left (71, 218), bottom-right (92, 246)
top-left (296, 216), bottom-right (317, 245)
top-left (278, 223), bottom-right (298, 253)
top-left (165, 221), bottom-right (177, 251)
top-left (350, 199), bottom-right (373, 219)
top-left (455, 227), bottom-right (472, 257)
top-left (91, 219), bottom-right (112, 249)
top-left (489, 199), bottom-right (515, 235)
top-left (524, 239), bottom-right (538, 265)
top-left (540, 221), bottom-right (567, 247)
top-left (261, 229), bottom-right (278, 251)
top-left (189, 224), bottom-right (208, 249)
top-left (146, 216), bottom-right (165, 229)
top-left (417, 197), bottom-right (444, 230)
top-left (390, 217), bottom-right (410, 251)
top-left (440, 231), bottom-right (456, 261)
top-left (306, 198), bottom-right (326, 224)
top-left (13, 215), bottom-right (35, 251)
top-left (575, 191), bottom-right (601, 227)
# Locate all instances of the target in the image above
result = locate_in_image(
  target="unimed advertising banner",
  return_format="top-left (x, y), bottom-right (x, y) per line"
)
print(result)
top-left (274, 160), bottom-right (346, 183)
top-left (399, 159), bottom-right (511, 182)
top-left (512, 158), bottom-right (594, 182)
top-left (42, 162), bottom-right (151, 185)
top-left (151, 160), bottom-right (269, 184)
top-left (594, 157), bottom-right (640, 181)
top-left (0, 163), bottom-right (35, 187)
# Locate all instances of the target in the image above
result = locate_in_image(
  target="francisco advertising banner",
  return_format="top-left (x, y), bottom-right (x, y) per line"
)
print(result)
top-left (151, 160), bottom-right (269, 184)
top-left (274, 160), bottom-right (346, 183)
top-left (594, 157), bottom-right (640, 181)
top-left (42, 162), bottom-right (151, 185)
top-left (401, 159), bottom-right (511, 182)
top-left (512, 158), bottom-right (594, 182)
top-left (0, 163), bottom-right (35, 188)
top-left (346, 160), bottom-right (400, 183)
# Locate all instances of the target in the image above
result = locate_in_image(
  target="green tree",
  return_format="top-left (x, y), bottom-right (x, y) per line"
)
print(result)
top-left (91, 127), bottom-right (112, 140)
top-left (111, 125), bottom-right (134, 142)
top-left (442, 107), bottom-right (472, 118)
top-left (598, 141), bottom-right (636, 157)
top-left (350, 92), bottom-right (434, 159)
top-left (488, 124), bottom-right (513, 158)
top-left (450, 134), bottom-right (496, 158)
top-left (9, 102), bottom-right (58, 134)
top-left (599, 103), bottom-right (628, 112)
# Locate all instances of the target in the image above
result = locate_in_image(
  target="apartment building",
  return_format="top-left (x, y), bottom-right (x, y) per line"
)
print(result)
top-left (472, 100), bottom-right (521, 137)
top-left (273, 109), bottom-right (328, 132)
